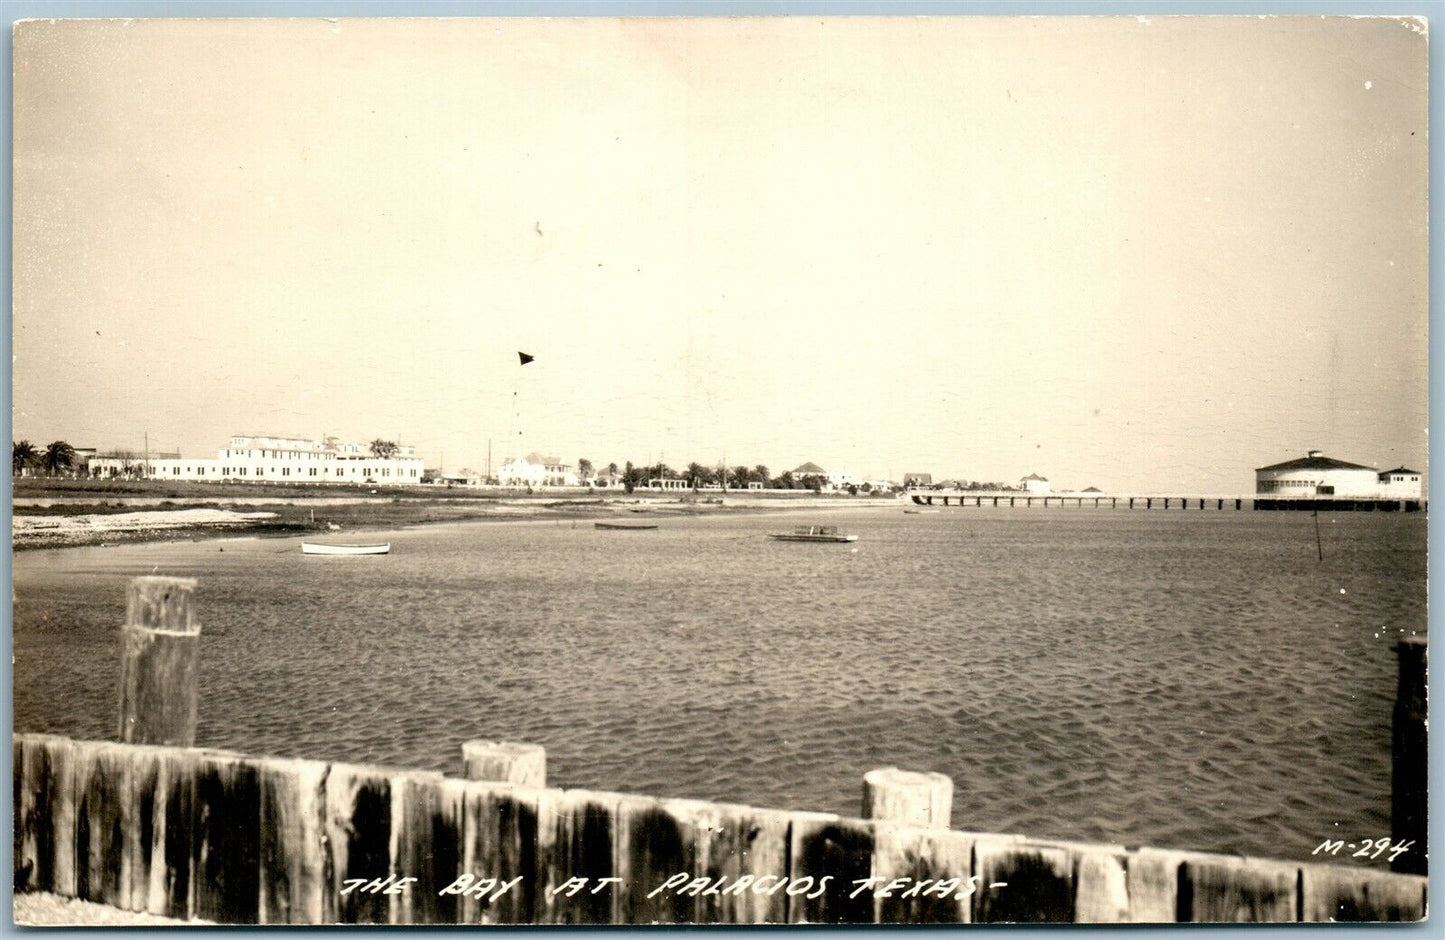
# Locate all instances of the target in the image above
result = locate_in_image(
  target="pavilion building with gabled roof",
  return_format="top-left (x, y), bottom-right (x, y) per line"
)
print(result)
top-left (1255, 450), bottom-right (1387, 497)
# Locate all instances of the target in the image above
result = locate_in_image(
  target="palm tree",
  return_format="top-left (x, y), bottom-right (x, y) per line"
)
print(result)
top-left (369, 439), bottom-right (400, 458)
top-left (577, 458), bottom-right (594, 481)
top-left (41, 440), bottom-right (76, 477)
top-left (753, 464), bottom-right (770, 487)
top-left (13, 440), bottom-right (37, 475)
top-left (606, 462), bottom-right (618, 476)
top-left (685, 462), bottom-right (712, 488)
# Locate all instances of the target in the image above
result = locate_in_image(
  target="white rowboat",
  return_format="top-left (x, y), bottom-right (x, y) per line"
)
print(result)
top-left (301, 542), bottom-right (391, 556)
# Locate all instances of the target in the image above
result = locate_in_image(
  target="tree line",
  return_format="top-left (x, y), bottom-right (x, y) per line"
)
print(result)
top-left (12, 440), bottom-right (77, 476)
top-left (572, 459), bottom-right (894, 494)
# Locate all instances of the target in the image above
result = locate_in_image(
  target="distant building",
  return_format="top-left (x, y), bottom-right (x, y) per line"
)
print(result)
top-left (1255, 450), bottom-right (1406, 497)
top-left (497, 453), bottom-right (579, 487)
top-left (1021, 473), bottom-right (1051, 494)
top-left (1377, 467), bottom-right (1424, 498)
top-left (903, 472), bottom-right (932, 488)
top-left (89, 434), bottom-right (423, 483)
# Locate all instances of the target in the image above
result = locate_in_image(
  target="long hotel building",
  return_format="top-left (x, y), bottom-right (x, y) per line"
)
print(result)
top-left (89, 434), bottom-right (425, 483)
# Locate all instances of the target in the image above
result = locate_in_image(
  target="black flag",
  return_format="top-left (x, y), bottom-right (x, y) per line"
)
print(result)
top-left (518, 352), bottom-right (535, 365)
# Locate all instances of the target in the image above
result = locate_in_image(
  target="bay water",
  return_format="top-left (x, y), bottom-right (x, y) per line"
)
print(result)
top-left (11, 506), bottom-right (1425, 866)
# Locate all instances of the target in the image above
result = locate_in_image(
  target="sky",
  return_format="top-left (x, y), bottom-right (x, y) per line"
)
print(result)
top-left (11, 14), bottom-right (1429, 490)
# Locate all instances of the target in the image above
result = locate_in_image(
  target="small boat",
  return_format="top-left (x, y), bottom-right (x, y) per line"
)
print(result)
top-left (903, 508), bottom-right (941, 514)
top-left (301, 542), bottom-right (390, 555)
top-left (769, 525), bottom-right (858, 543)
top-left (594, 522), bottom-right (659, 531)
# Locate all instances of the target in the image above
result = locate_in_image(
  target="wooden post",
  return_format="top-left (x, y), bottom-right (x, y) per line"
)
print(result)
top-left (861, 768), bottom-right (952, 829)
top-left (1392, 638), bottom-right (1426, 875)
top-left (461, 740), bottom-right (546, 788)
top-left (118, 577), bottom-right (201, 747)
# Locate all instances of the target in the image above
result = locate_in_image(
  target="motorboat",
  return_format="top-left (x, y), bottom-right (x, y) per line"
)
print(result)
top-left (769, 525), bottom-right (858, 543)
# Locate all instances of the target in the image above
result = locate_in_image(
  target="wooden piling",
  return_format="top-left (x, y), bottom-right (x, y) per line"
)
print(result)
top-left (256, 757), bottom-right (329, 925)
top-left (1392, 637), bottom-right (1427, 876)
top-left (192, 750), bottom-right (262, 924)
top-left (537, 789), bottom-right (626, 924)
top-left (118, 577), bottom-right (201, 747)
top-left (456, 780), bottom-right (552, 924)
top-left (1073, 849), bottom-right (1130, 922)
top-left (148, 746), bottom-right (201, 918)
top-left (1126, 847), bottom-right (1185, 922)
top-left (14, 734), bottom-right (77, 897)
top-left (73, 739), bottom-right (134, 909)
top-left (686, 800), bottom-right (791, 924)
top-left (871, 824), bottom-right (978, 923)
top-left (861, 767), bottom-right (952, 829)
top-left (787, 812), bottom-right (877, 924)
top-left (388, 770), bottom-right (463, 925)
top-left (462, 740), bottom-right (546, 788)
top-left (973, 838), bottom-right (1074, 922)
top-left (321, 763), bottom-right (395, 924)
top-left (616, 797), bottom-right (704, 924)
top-left (1177, 856), bottom-right (1296, 922)
top-left (1300, 864), bottom-right (1426, 922)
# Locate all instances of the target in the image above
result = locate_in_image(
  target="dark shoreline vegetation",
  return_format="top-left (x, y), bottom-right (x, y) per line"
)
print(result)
top-left (11, 478), bottom-right (896, 551)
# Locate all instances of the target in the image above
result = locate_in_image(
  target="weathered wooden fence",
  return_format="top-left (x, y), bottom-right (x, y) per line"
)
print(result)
top-left (9, 578), bottom-right (1429, 924)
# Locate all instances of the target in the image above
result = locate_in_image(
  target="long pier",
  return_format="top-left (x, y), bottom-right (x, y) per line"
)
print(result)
top-left (11, 578), bottom-right (1429, 925)
top-left (908, 492), bottom-right (1425, 512)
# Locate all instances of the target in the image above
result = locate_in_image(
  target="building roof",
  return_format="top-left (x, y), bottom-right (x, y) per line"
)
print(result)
top-left (1255, 454), bottom-right (1377, 473)
top-left (1081, 486), bottom-right (1102, 492)
top-left (1380, 467), bottom-right (1421, 476)
top-left (1021, 473), bottom-right (1048, 481)
top-left (793, 462), bottom-right (827, 475)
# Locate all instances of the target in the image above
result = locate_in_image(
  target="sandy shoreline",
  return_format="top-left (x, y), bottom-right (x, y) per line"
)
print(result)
top-left (13, 891), bottom-right (204, 926)
top-left (13, 493), bottom-right (902, 551)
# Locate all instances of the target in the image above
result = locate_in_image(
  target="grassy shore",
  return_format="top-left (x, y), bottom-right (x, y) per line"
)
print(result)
top-left (12, 479), bottom-right (899, 550)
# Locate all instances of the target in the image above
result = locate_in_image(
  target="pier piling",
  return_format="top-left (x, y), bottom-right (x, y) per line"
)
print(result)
top-left (117, 577), bottom-right (201, 747)
top-left (1392, 638), bottom-right (1427, 876)
top-left (861, 767), bottom-right (953, 828)
top-left (461, 740), bottom-right (547, 788)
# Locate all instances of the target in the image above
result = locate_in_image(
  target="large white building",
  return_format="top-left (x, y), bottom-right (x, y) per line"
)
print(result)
top-left (1255, 451), bottom-right (1422, 498)
top-left (89, 434), bottom-right (424, 483)
top-left (496, 453), bottom-right (579, 487)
